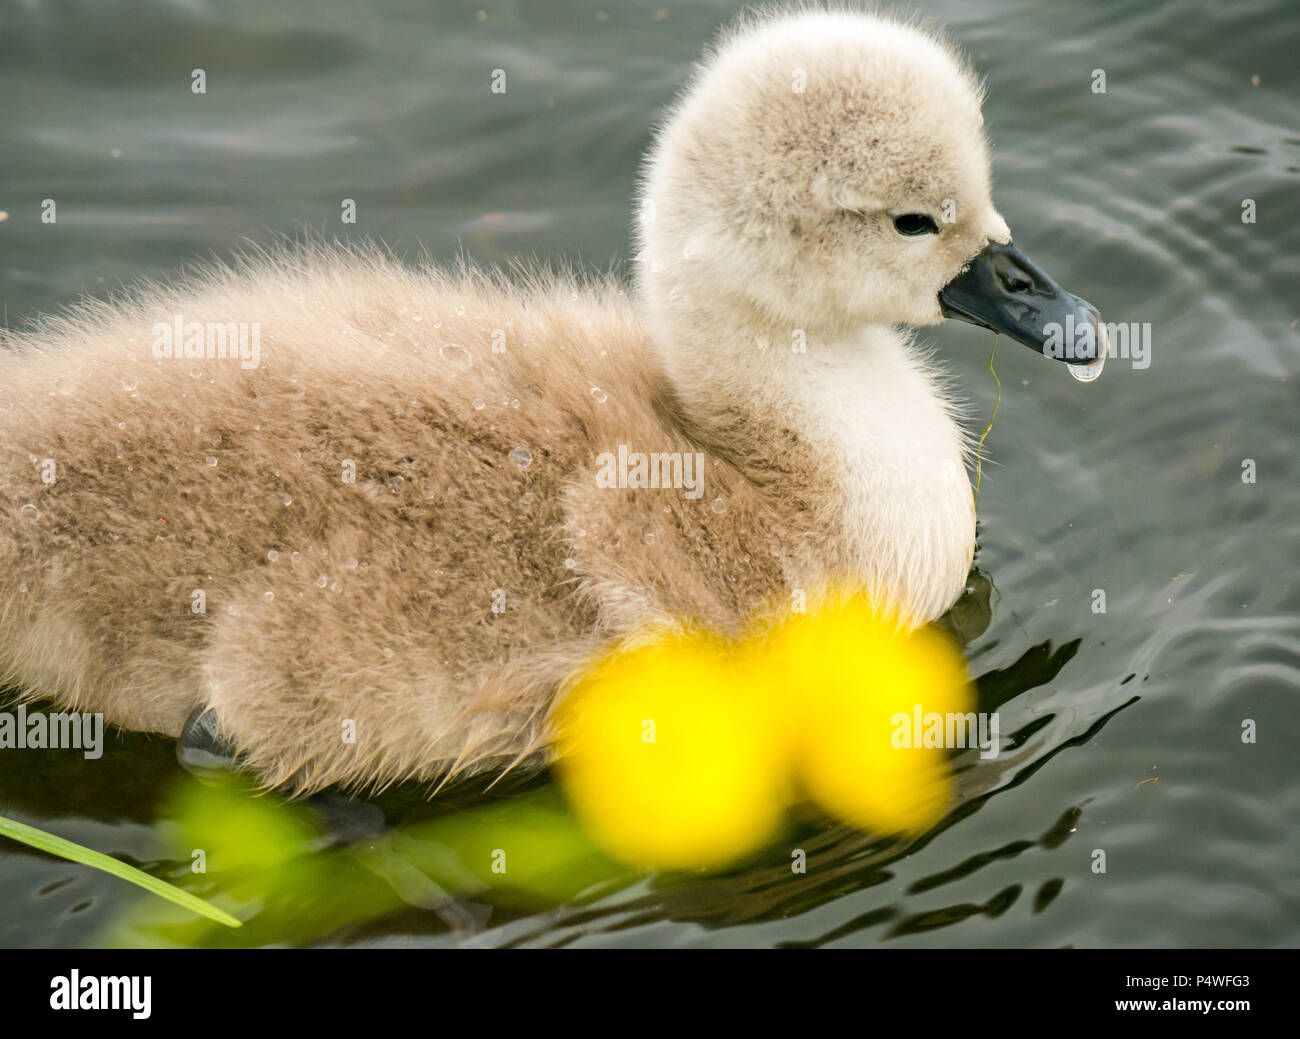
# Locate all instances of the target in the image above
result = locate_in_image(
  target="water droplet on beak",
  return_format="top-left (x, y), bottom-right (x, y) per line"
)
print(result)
top-left (1068, 322), bottom-right (1108, 383)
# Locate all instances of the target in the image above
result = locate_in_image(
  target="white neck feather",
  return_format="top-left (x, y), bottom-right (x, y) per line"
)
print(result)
top-left (648, 294), bottom-right (976, 622)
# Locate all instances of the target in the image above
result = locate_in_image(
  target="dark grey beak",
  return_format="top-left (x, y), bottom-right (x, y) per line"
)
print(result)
top-left (939, 241), bottom-right (1106, 371)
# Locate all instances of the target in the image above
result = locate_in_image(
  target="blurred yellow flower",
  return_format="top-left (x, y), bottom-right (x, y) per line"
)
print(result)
top-left (758, 595), bottom-right (974, 835)
top-left (554, 588), bottom-right (975, 871)
top-left (554, 632), bottom-right (790, 871)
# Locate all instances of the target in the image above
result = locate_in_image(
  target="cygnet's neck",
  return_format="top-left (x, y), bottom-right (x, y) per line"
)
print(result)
top-left (644, 288), bottom-right (977, 622)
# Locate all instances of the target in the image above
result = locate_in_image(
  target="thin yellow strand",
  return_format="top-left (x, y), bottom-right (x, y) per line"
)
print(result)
top-left (973, 335), bottom-right (1001, 502)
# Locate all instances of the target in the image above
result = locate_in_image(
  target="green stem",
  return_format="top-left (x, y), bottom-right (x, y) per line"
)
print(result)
top-left (973, 335), bottom-right (1001, 503)
top-left (0, 812), bottom-right (242, 928)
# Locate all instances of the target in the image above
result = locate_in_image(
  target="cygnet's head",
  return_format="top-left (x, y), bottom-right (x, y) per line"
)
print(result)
top-left (637, 9), bottom-right (1104, 372)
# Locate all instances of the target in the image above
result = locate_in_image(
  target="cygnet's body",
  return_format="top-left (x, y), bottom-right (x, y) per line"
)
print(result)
top-left (0, 10), bottom-right (1102, 792)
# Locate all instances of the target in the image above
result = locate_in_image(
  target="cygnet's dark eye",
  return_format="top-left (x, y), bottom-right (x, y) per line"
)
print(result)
top-left (892, 213), bottom-right (940, 237)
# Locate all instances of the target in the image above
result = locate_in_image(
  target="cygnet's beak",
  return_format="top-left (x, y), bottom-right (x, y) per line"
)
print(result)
top-left (938, 241), bottom-right (1107, 381)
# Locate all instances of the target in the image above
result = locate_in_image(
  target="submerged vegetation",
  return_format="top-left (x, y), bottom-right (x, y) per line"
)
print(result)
top-left (99, 775), bottom-right (630, 947)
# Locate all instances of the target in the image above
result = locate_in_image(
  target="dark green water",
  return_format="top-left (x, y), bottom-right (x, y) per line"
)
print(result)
top-left (1, 0), bottom-right (1297, 947)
